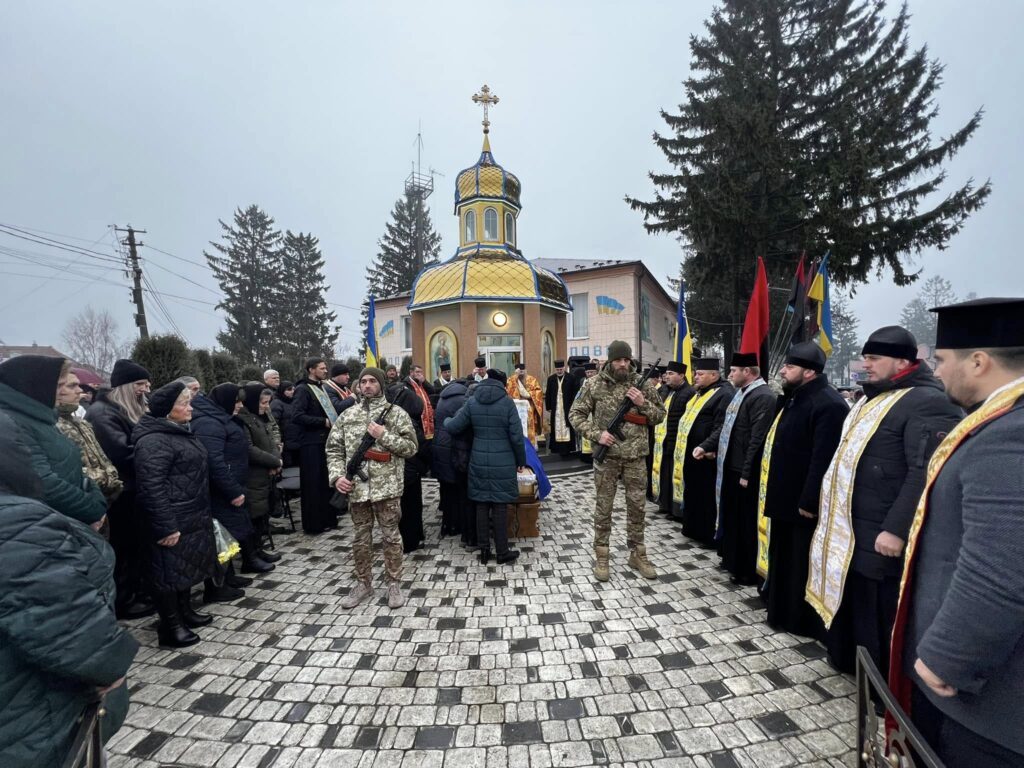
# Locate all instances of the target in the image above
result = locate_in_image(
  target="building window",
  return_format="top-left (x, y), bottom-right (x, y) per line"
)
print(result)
top-left (484, 207), bottom-right (498, 241)
top-left (505, 212), bottom-right (515, 246)
top-left (402, 316), bottom-right (412, 349)
top-left (464, 210), bottom-right (476, 242)
top-left (568, 293), bottom-right (589, 338)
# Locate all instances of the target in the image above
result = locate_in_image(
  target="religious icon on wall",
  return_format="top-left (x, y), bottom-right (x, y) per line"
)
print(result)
top-left (542, 331), bottom-right (554, 379)
top-left (429, 329), bottom-right (456, 382)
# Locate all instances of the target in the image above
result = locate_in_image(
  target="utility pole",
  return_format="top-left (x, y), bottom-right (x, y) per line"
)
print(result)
top-left (115, 225), bottom-right (149, 340)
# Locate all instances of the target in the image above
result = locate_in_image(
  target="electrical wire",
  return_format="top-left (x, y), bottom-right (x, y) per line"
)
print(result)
top-left (0, 224), bottom-right (122, 264)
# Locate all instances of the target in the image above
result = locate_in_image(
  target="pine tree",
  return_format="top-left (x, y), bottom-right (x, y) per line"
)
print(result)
top-left (131, 335), bottom-right (193, 388)
top-left (275, 231), bottom-right (339, 360)
top-left (627, 0), bottom-right (990, 356)
top-left (211, 351), bottom-right (241, 385)
top-left (824, 294), bottom-right (860, 384)
top-left (362, 191), bottom-right (442, 343)
top-left (205, 205), bottom-right (282, 365)
top-left (899, 275), bottom-right (958, 348)
top-left (190, 348), bottom-right (217, 392)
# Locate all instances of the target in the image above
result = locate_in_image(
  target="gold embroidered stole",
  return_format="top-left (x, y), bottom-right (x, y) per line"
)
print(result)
top-left (671, 387), bottom-right (717, 505)
top-left (889, 379), bottom-right (1024, 712)
top-left (756, 410), bottom-right (784, 578)
top-left (806, 389), bottom-right (911, 627)
top-left (554, 376), bottom-right (570, 442)
top-left (650, 391), bottom-right (675, 498)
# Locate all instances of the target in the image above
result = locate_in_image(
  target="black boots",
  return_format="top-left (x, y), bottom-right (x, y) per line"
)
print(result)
top-left (258, 546), bottom-right (281, 563)
top-left (115, 594), bottom-right (156, 620)
top-left (225, 563), bottom-right (253, 588)
top-left (178, 590), bottom-right (213, 628)
top-left (479, 548), bottom-right (492, 565)
top-left (156, 592), bottom-right (200, 648)
top-left (240, 535), bottom-right (275, 574)
top-left (203, 573), bottom-right (245, 604)
top-left (497, 550), bottom-right (520, 565)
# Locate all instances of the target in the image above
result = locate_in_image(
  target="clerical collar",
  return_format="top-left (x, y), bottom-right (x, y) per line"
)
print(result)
top-left (984, 374), bottom-right (1024, 406)
top-left (741, 377), bottom-right (766, 392)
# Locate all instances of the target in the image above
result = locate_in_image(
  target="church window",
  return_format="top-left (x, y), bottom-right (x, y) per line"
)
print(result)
top-left (484, 207), bottom-right (498, 241)
top-left (568, 293), bottom-right (589, 338)
top-left (464, 210), bottom-right (476, 242)
top-left (505, 212), bottom-right (516, 246)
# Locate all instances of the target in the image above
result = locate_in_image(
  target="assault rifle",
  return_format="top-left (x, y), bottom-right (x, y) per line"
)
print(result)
top-left (593, 357), bottom-right (661, 464)
top-left (345, 399), bottom-right (396, 483)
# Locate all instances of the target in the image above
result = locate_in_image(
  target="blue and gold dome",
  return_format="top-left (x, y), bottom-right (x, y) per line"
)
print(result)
top-left (454, 135), bottom-right (522, 211)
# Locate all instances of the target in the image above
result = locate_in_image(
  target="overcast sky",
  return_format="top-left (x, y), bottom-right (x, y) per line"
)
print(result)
top-left (1, 1), bottom-right (1020, 354)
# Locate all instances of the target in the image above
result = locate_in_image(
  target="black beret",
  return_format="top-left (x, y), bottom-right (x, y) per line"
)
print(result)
top-left (148, 381), bottom-right (186, 418)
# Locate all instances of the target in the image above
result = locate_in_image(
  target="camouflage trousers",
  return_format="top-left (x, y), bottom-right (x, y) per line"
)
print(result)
top-left (593, 456), bottom-right (647, 549)
top-left (350, 497), bottom-right (403, 585)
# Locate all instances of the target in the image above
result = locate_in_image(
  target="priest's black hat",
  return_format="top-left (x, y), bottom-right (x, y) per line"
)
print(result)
top-left (730, 352), bottom-right (759, 368)
top-left (931, 297), bottom-right (1024, 349)
top-left (474, 356), bottom-right (486, 368)
top-left (149, 381), bottom-right (186, 418)
top-left (584, 362), bottom-right (597, 371)
top-left (515, 363), bottom-right (526, 371)
top-left (862, 326), bottom-right (918, 360)
top-left (665, 360), bottom-right (687, 375)
top-left (0, 354), bottom-right (64, 407)
top-left (110, 358), bottom-right (151, 388)
top-left (554, 359), bottom-right (565, 367)
top-left (439, 363), bottom-right (451, 372)
top-left (785, 342), bottom-right (826, 373)
top-left (694, 357), bottom-right (721, 371)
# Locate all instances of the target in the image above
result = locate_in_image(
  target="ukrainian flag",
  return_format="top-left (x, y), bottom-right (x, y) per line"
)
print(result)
top-left (673, 282), bottom-right (694, 384)
top-left (365, 295), bottom-right (379, 368)
top-left (807, 252), bottom-right (833, 356)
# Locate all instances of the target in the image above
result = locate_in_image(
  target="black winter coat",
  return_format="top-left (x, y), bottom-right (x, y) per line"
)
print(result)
top-left (236, 409), bottom-right (282, 520)
top-left (445, 378), bottom-right (526, 503)
top-left (291, 379), bottom-right (334, 446)
top-left (432, 382), bottom-right (472, 483)
top-left (763, 376), bottom-right (848, 525)
top-left (849, 364), bottom-right (962, 579)
top-left (722, 381), bottom-right (777, 481)
top-left (389, 381), bottom-right (431, 475)
top-left (132, 416), bottom-right (216, 592)
top-left (85, 390), bottom-right (138, 489)
top-left (270, 394), bottom-right (302, 452)
top-left (189, 394), bottom-right (252, 542)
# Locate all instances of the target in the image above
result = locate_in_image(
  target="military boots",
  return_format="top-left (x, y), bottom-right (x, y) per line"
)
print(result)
top-left (628, 545), bottom-right (657, 579)
top-left (594, 546), bottom-right (610, 582)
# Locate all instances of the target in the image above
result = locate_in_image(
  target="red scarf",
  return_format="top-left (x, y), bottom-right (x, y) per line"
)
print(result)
top-left (409, 378), bottom-right (434, 439)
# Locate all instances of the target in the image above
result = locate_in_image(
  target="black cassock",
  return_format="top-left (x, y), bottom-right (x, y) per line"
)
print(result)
top-left (290, 380), bottom-right (337, 534)
top-left (654, 384), bottom-right (692, 513)
top-left (679, 381), bottom-right (734, 545)
top-left (544, 374), bottom-right (579, 455)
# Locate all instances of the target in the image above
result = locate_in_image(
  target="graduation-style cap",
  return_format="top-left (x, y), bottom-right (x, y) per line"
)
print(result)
top-left (730, 352), bottom-right (758, 368)
top-left (931, 298), bottom-right (1024, 349)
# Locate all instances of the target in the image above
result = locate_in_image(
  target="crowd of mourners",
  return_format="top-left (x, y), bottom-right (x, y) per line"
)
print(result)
top-left (2, 295), bottom-right (1022, 768)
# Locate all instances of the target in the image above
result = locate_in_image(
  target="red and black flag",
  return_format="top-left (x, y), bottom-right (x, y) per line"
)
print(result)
top-left (740, 256), bottom-right (771, 369)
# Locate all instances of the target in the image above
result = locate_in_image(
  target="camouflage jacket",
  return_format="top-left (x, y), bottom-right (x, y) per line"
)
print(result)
top-left (56, 406), bottom-right (124, 501)
top-left (325, 394), bottom-right (418, 504)
top-left (568, 365), bottom-right (666, 461)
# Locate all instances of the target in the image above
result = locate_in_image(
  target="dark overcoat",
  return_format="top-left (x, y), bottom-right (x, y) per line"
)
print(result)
top-left (544, 373), bottom-right (579, 448)
top-left (291, 380), bottom-right (334, 447)
top-left (236, 408), bottom-right (282, 520)
top-left (849, 364), bottom-right (962, 579)
top-left (270, 393), bottom-right (302, 452)
top-left (722, 381), bottom-right (777, 482)
top-left (131, 415), bottom-right (216, 592)
top-left (905, 394), bottom-right (1024, 756)
top-left (763, 376), bottom-right (848, 524)
top-left (445, 378), bottom-right (527, 503)
top-left (190, 394), bottom-right (252, 542)
top-left (86, 389), bottom-right (138, 488)
top-left (432, 381), bottom-right (472, 484)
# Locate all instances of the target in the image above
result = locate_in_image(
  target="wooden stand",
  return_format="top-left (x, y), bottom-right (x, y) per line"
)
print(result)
top-left (508, 501), bottom-right (540, 538)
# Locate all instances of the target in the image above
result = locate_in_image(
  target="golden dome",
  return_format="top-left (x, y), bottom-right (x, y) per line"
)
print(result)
top-left (454, 136), bottom-right (522, 210)
top-left (409, 246), bottom-right (571, 311)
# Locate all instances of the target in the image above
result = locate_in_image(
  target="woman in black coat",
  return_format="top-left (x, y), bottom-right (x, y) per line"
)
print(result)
top-left (191, 383), bottom-right (258, 600)
top-left (132, 382), bottom-right (217, 648)
top-left (270, 381), bottom-right (301, 467)
top-left (445, 371), bottom-right (526, 565)
top-left (432, 379), bottom-right (474, 544)
top-left (389, 380), bottom-right (430, 553)
top-left (237, 383), bottom-right (283, 571)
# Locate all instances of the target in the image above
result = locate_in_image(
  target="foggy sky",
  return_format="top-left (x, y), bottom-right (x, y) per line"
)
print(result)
top-left (1, 1), bottom-right (1020, 355)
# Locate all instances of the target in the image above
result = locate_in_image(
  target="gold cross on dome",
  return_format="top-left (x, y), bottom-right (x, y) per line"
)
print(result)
top-left (472, 84), bottom-right (499, 134)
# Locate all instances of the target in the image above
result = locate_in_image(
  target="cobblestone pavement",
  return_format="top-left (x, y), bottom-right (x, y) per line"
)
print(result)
top-left (109, 470), bottom-right (857, 768)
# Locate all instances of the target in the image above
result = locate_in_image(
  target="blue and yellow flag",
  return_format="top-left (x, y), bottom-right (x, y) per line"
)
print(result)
top-left (807, 252), bottom-right (833, 356)
top-left (365, 295), bottom-right (379, 368)
top-left (673, 281), bottom-right (694, 384)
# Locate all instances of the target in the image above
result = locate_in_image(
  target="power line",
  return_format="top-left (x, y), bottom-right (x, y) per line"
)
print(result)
top-left (144, 243), bottom-right (214, 272)
top-left (142, 256), bottom-right (222, 297)
top-left (0, 224), bottom-right (122, 264)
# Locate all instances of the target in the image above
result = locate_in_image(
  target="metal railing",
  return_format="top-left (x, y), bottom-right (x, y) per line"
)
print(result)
top-left (856, 647), bottom-right (944, 767)
top-left (60, 700), bottom-right (105, 768)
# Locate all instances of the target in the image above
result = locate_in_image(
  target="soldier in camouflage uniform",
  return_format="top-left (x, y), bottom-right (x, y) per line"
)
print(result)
top-left (569, 340), bottom-right (666, 582)
top-left (326, 367), bottom-right (418, 609)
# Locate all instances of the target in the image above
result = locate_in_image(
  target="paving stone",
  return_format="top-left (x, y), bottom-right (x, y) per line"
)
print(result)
top-left (106, 474), bottom-right (857, 768)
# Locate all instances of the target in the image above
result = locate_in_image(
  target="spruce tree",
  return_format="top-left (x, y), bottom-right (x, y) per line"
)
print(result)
top-left (205, 205), bottom-right (282, 365)
top-left (824, 294), bottom-right (860, 384)
top-left (899, 274), bottom-right (958, 348)
top-left (362, 191), bottom-right (442, 342)
top-left (627, 0), bottom-right (990, 356)
top-left (275, 231), bottom-right (339, 360)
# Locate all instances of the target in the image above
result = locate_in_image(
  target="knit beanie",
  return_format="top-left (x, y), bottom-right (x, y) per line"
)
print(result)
top-left (607, 340), bottom-right (632, 362)
top-left (0, 354), bottom-right (65, 407)
top-left (110, 359), bottom-right (151, 388)
top-left (358, 367), bottom-right (387, 392)
top-left (149, 381), bottom-right (186, 418)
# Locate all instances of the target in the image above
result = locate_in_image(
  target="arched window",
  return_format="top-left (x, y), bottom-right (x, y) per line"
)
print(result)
top-left (464, 210), bottom-right (476, 242)
top-left (505, 212), bottom-right (516, 246)
top-left (484, 207), bottom-right (498, 241)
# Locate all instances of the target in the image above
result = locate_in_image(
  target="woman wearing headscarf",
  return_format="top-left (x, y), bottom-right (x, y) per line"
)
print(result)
top-left (86, 358), bottom-right (153, 618)
top-left (271, 380), bottom-right (301, 467)
top-left (237, 383), bottom-right (283, 569)
top-left (132, 382), bottom-right (217, 647)
top-left (191, 383), bottom-right (262, 602)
